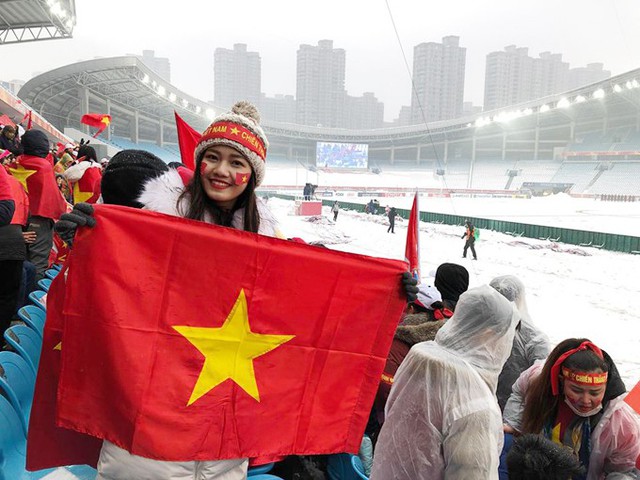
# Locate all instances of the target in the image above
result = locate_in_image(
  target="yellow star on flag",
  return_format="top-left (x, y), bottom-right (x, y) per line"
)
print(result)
top-left (230, 126), bottom-right (240, 135)
top-left (8, 164), bottom-right (37, 192)
top-left (54, 342), bottom-right (62, 351)
top-left (173, 289), bottom-right (294, 406)
top-left (73, 182), bottom-right (94, 204)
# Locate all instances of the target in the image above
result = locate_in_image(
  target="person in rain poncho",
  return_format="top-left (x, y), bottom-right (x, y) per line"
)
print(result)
top-left (490, 275), bottom-right (550, 411)
top-left (370, 285), bottom-right (519, 480)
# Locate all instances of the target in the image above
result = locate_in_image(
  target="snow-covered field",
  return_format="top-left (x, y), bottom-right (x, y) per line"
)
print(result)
top-left (265, 190), bottom-right (640, 389)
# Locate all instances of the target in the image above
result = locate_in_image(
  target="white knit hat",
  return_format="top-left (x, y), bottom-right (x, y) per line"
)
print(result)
top-left (193, 101), bottom-right (268, 186)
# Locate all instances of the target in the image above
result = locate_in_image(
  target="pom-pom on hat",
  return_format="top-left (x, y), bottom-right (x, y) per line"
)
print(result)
top-left (193, 101), bottom-right (268, 186)
top-left (101, 149), bottom-right (168, 208)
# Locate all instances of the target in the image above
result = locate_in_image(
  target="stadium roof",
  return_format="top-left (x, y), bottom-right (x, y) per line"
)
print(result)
top-left (0, 0), bottom-right (76, 45)
top-left (18, 55), bottom-right (640, 157)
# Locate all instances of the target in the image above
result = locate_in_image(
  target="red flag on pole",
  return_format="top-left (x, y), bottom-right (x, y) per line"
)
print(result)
top-left (81, 113), bottom-right (111, 138)
top-left (19, 110), bottom-right (32, 130)
top-left (174, 111), bottom-right (201, 170)
top-left (404, 191), bottom-right (421, 281)
top-left (32, 205), bottom-right (407, 465)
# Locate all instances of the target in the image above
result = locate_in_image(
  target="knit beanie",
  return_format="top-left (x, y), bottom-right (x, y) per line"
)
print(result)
top-left (77, 144), bottom-right (97, 162)
top-left (21, 130), bottom-right (50, 158)
top-left (101, 149), bottom-right (168, 208)
top-left (434, 263), bottom-right (469, 303)
top-left (193, 101), bottom-right (268, 186)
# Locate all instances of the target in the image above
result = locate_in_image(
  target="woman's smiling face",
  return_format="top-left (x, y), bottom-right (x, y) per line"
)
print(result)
top-left (199, 145), bottom-right (252, 209)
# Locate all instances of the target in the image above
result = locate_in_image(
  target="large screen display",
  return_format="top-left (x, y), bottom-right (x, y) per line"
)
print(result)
top-left (316, 142), bottom-right (369, 169)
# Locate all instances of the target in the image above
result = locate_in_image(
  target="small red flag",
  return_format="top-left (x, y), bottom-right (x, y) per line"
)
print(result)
top-left (51, 205), bottom-right (407, 462)
top-left (404, 192), bottom-right (421, 280)
top-left (81, 113), bottom-right (111, 138)
top-left (625, 380), bottom-right (640, 415)
top-left (235, 171), bottom-right (251, 185)
top-left (174, 111), bottom-right (201, 170)
top-left (19, 110), bottom-right (32, 130)
top-left (71, 167), bottom-right (102, 204)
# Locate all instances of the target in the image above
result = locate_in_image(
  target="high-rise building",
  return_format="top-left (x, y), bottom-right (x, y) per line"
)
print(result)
top-left (484, 46), bottom-right (569, 111)
top-left (296, 40), bottom-right (346, 127)
top-left (214, 44), bottom-right (261, 110)
top-left (344, 92), bottom-right (384, 129)
top-left (260, 94), bottom-right (296, 123)
top-left (568, 63), bottom-right (610, 90)
top-left (410, 36), bottom-right (466, 124)
top-left (140, 50), bottom-right (171, 82)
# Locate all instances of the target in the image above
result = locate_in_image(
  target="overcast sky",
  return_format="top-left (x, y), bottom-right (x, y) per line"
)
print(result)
top-left (2, 0), bottom-right (639, 121)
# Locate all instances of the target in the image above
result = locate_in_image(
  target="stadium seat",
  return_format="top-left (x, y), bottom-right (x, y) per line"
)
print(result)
top-left (16, 305), bottom-right (45, 339)
top-left (44, 268), bottom-right (60, 280)
top-left (248, 462), bottom-right (275, 476)
top-left (3, 325), bottom-right (41, 376)
top-left (0, 394), bottom-right (27, 479)
top-left (37, 278), bottom-right (52, 292)
top-left (50, 264), bottom-right (63, 272)
top-left (28, 290), bottom-right (47, 312)
top-left (0, 351), bottom-right (36, 435)
top-left (327, 453), bottom-right (368, 480)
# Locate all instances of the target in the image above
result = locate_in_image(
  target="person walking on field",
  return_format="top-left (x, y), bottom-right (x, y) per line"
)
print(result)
top-left (461, 219), bottom-right (477, 260)
top-left (387, 206), bottom-right (396, 233)
top-left (331, 201), bottom-right (339, 221)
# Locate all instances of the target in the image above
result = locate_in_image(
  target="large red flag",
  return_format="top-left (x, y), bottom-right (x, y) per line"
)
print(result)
top-left (26, 265), bottom-right (103, 471)
top-left (404, 191), bottom-right (421, 280)
top-left (81, 113), bottom-right (111, 138)
top-left (174, 111), bottom-right (201, 170)
top-left (9, 154), bottom-right (67, 220)
top-left (51, 205), bottom-right (406, 462)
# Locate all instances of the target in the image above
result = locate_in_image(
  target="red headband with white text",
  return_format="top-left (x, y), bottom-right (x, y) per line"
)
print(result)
top-left (550, 341), bottom-right (605, 395)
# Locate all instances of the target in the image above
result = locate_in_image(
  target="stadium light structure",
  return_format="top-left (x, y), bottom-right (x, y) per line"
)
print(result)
top-left (142, 74), bottom-right (150, 84)
top-left (195, 106), bottom-right (202, 114)
top-left (168, 92), bottom-right (177, 102)
top-left (557, 98), bottom-right (570, 108)
top-left (574, 95), bottom-right (586, 104)
top-left (157, 85), bottom-right (166, 97)
top-left (593, 88), bottom-right (606, 99)
top-left (206, 108), bottom-right (216, 120)
top-left (181, 99), bottom-right (189, 108)
top-left (539, 104), bottom-right (550, 113)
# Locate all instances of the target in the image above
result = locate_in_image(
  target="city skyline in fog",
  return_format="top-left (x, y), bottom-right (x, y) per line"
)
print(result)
top-left (1, 0), bottom-right (639, 121)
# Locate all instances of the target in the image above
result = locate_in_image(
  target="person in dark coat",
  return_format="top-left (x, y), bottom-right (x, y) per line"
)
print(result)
top-left (386, 206), bottom-right (396, 233)
top-left (461, 219), bottom-right (477, 260)
top-left (0, 125), bottom-right (22, 156)
top-left (368, 285), bottom-right (453, 443)
top-left (433, 262), bottom-right (469, 311)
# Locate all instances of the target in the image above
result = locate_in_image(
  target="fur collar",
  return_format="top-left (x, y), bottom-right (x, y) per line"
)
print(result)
top-left (137, 169), bottom-right (280, 237)
top-left (395, 313), bottom-right (445, 346)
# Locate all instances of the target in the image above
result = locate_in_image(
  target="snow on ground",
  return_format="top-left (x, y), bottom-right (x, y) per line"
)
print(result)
top-left (267, 195), bottom-right (640, 389)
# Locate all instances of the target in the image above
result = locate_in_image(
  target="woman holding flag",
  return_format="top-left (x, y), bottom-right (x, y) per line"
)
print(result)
top-left (58, 101), bottom-right (281, 479)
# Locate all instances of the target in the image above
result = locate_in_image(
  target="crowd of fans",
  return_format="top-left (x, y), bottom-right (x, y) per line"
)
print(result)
top-left (1, 102), bottom-right (639, 480)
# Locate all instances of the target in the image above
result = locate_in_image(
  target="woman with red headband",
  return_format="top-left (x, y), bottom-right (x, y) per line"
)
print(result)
top-left (503, 338), bottom-right (640, 479)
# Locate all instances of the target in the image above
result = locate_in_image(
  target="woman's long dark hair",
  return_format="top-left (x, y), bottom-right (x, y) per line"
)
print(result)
top-left (521, 338), bottom-right (608, 434)
top-left (177, 154), bottom-right (261, 233)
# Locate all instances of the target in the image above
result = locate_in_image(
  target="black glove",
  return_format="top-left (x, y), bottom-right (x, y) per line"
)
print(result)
top-left (54, 202), bottom-right (96, 246)
top-left (401, 271), bottom-right (419, 303)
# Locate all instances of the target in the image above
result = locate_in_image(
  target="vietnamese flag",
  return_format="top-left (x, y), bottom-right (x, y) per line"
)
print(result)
top-left (53, 205), bottom-right (407, 462)
top-left (625, 380), bottom-right (640, 415)
top-left (72, 167), bottom-right (102, 204)
top-left (404, 191), bottom-right (421, 280)
top-left (81, 113), bottom-right (111, 138)
top-left (174, 111), bottom-right (201, 170)
top-left (10, 154), bottom-right (67, 220)
top-left (26, 265), bottom-right (103, 471)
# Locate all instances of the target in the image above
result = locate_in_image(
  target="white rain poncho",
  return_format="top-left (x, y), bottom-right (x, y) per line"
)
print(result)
top-left (370, 285), bottom-right (519, 480)
top-left (489, 275), bottom-right (550, 410)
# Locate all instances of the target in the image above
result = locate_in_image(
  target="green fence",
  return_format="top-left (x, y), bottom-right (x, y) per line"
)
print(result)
top-left (264, 194), bottom-right (640, 254)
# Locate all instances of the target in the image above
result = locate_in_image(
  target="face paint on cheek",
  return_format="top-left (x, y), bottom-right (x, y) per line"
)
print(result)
top-left (234, 171), bottom-right (251, 185)
top-left (199, 162), bottom-right (208, 176)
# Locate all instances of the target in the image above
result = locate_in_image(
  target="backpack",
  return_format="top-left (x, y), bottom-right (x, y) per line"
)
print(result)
top-left (473, 227), bottom-right (480, 240)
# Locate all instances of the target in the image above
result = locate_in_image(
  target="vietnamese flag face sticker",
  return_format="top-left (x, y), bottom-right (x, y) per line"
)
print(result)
top-left (199, 162), bottom-right (208, 176)
top-left (235, 171), bottom-right (251, 185)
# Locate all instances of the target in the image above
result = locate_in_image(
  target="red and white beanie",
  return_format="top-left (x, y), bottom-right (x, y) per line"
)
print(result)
top-left (193, 101), bottom-right (268, 186)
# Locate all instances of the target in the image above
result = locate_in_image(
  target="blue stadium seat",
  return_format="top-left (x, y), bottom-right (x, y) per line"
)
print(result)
top-left (28, 290), bottom-right (47, 312)
top-left (247, 475), bottom-right (284, 480)
top-left (3, 325), bottom-right (42, 376)
top-left (16, 305), bottom-right (45, 339)
top-left (44, 269), bottom-right (59, 280)
top-left (0, 351), bottom-right (36, 435)
top-left (327, 453), bottom-right (368, 480)
top-left (37, 279), bottom-right (51, 292)
top-left (248, 462), bottom-right (275, 476)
